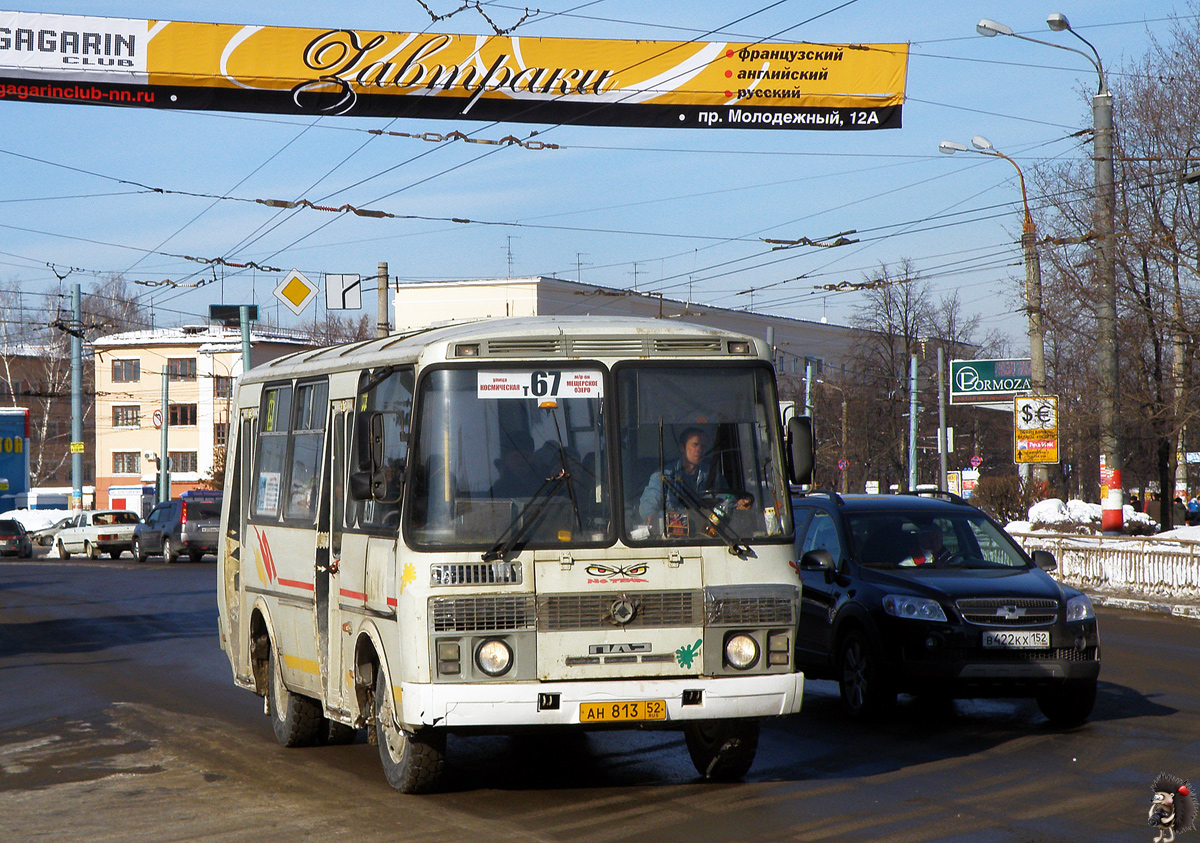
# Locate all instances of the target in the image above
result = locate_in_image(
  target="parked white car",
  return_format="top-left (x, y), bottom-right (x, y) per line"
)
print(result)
top-left (54, 510), bottom-right (142, 559)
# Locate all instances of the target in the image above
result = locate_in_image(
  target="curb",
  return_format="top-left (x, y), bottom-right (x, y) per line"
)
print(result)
top-left (1088, 592), bottom-right (1200, 620)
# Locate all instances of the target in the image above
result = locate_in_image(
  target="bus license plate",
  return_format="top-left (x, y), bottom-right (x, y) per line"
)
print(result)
top-left (982, 630), bottom-right (1050, 649)
top-left (579, 700), bottom-right (666, 723)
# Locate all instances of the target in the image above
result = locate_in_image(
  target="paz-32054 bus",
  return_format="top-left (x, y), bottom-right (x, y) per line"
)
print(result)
top-left (217, 316), bottom-right (811, 792)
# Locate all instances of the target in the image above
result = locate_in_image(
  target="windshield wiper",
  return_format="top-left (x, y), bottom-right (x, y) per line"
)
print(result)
top-left (482, 469), bottom-right (570, 562)
top-left (663, 475), bottom-right (751, 556)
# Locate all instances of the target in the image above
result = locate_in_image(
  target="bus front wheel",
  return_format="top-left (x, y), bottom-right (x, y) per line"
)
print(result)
top-left (267, 645), bottom-right (322, 747)
top-left (683, 718), bottom-right (760, 781)
top-left (374, 672), bottom-right (445, 793)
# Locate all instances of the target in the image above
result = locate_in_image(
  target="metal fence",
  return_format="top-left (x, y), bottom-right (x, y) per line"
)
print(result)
top-left (1009, 531), bottom-right (1200, 599)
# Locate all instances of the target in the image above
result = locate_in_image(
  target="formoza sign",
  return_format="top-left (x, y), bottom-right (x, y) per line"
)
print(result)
top-left (949, 359), bottom-right (1031, 406)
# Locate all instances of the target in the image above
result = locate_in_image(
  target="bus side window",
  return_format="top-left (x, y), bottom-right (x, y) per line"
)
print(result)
top-left (352, 367), bottom-right (414, 531)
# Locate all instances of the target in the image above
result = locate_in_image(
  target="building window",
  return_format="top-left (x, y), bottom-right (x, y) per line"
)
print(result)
top-left (167, 358), bottom-right (197, 381)
top-left (215, 422), bottom-right (228, 447)
top-left (168, 403), bottom-right (198, 426)
top-left (112, 452), bottom-right (140, 474)
top-left (214, 375), bottom-right (234, 399)
top-left (112, 359), bottom-right (141, 383)
top-left (168, 451), bottom-right (198, 473)
top-left (112, 405), bottom-right (141, 427)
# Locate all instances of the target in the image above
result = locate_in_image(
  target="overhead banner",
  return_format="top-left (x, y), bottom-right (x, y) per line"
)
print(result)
top-left (0, 11), bottom-right (908, 130)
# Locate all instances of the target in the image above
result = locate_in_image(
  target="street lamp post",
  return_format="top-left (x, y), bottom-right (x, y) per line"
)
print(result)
top-left (816, 379), bottom-right (849, 494)
top-left (977, 12), bottom-right (1121, 530)
top-left (939, 135), bottom-right (1048, 486)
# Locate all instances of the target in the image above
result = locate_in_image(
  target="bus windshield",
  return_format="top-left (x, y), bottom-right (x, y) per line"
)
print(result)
top-left (408, 367), bottom-right (610, 549)
top-left (617, 364), bottom-right (791, 545)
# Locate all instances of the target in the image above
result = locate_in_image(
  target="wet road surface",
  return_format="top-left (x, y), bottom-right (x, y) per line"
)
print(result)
top-left (1, 556), bottom-right (1196, 842)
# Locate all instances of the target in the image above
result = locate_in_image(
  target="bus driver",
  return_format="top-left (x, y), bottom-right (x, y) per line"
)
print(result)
top-left (638, 427), bottom-right (752, 535)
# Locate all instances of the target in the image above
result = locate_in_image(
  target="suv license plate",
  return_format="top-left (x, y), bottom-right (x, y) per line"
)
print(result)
top-left (982, 630), bottom-right (1050, 649)
top-left (579, 700), bottom-right (666, 723)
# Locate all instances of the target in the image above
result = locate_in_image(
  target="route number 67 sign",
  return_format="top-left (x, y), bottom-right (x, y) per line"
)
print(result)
top-left (1013, 395), bottom-right (1059, 465)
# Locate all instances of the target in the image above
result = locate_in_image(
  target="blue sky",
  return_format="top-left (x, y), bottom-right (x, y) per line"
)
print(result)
top-left (0, 1), bottom-right (1189, 345)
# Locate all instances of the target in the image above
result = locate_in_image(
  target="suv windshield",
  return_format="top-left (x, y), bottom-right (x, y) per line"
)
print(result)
top-left (846, 509), bottom-right (1029, 570)
top-left (617, 364), bottom-right (791, 545)
top-left (408, 367), bottom-right (609, 549)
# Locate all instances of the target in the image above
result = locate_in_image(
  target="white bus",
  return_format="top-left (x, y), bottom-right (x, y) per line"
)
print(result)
top-left (216, 316), bottom-right (810, 792)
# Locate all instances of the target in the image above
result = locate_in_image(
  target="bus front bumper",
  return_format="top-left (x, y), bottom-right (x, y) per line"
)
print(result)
top-left (398, 672), bottom-right (804, 728)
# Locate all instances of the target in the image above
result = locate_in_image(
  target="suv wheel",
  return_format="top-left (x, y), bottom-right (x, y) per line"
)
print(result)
top-left (132, 537), bottom-right (147, 564)
top-left (164, 538), bottom-right (180, 564)
top-left (1037, 679), bottom-right (1097, 727)
top-left (838, 629), bottom-right (896, 720)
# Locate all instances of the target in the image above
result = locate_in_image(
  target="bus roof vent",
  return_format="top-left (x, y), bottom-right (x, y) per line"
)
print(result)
top-left (653, 337), bottom-right (723, 354)
top-left (569, 337), bottom-right (646, 357)
top-left (484, 338), bottom-right (563, 356)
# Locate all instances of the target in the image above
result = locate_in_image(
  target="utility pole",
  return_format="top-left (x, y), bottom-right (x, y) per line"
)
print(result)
top-left (70, 283), bottom-right (82, 512)
top-left (376, 261), bottom-right (389, 338)
top-left (908, 355), bottom-right (919, 490)
top-left (159, 366), bottom-right (170, 504)
top-left (937, 345), bottom-right (948, 490)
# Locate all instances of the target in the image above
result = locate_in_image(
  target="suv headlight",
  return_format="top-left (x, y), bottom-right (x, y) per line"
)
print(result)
top-left (882, 594), bottom-right (947, 622)
top-left (1065, 594), bottom-right (1095, 622)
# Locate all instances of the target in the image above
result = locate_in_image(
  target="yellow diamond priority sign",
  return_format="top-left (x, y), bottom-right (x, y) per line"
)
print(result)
top-left (273, 268), bottom-right (318, 316)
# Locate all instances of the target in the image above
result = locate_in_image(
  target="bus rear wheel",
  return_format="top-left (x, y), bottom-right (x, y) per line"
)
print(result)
top-left (267, 645), bottom-right (322, 747)
top-left (374, 672), bottom-right (444, 793)
top-left (683, 718), bottom-right (760, 781)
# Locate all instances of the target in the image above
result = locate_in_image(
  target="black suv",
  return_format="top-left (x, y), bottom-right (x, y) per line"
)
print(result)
top-left (132, 490), bottom-right (223, 563)
top-left (792, 491), bottom-right (1100, 725)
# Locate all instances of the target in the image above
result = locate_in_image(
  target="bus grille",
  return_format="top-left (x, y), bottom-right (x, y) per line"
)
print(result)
top-left (955, 598), bottom-right (1059, 626)
top-left (569, 338), bottom-right (645, 356)
top-left (539, 591), bottom-right (702, 630)
top-left (430, 561), bottom-right (522, 586)
top-left (485, 338), bottom-right (563, 356)
top-left (430, 595), bottom-right (537, 632)
top-left (707, 594), bottom-right (795, 626)
top-left (653, 338), bottom-right (724, 354)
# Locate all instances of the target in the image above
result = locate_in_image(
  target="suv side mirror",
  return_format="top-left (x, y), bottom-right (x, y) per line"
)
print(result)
top-left (800, 548), bottom-right (836, 572)
top-left (1032, 549), bottom-right (1057, 571)
top-left (787, 415), bottom-right (814, 485)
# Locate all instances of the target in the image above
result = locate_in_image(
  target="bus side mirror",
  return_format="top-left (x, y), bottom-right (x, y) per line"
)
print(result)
top-left (355, 411), bottom-right (386, 472)
top-left (349, 471), bottom-right (373, 501)
top-left (787, 415), bottom-right (814, 485)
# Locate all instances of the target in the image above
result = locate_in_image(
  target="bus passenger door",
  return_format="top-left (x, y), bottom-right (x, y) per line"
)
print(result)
top-left (316, 401), bottom-right (351, 713)
top-left (233, 409), bottom-right (258, 685)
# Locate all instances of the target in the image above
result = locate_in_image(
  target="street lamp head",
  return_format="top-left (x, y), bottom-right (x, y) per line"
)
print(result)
top-left (976, 18), bottom-right (1013, 37)
top-left (971, 135), bottom-right (994, 151)
top-left (1046, 13), bottom-right (1071, 32)
top-left (938, 140), bottom-right (968, 154)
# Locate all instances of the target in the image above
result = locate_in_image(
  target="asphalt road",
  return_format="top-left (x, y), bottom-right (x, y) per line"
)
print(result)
top-left (1, 554), bottom-right (1196, 843)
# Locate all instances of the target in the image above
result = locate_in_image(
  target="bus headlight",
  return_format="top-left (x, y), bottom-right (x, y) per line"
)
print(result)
top-left (724, 633), bottom-right (759, 670)
top-left (475, 639), bottom-right (514, 677)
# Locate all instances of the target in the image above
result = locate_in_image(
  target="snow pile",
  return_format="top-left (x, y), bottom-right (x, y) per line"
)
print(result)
top-left (1006, 498), bottom-right (1157, 535)
top-left (1, 508), bottom-right (70, 532)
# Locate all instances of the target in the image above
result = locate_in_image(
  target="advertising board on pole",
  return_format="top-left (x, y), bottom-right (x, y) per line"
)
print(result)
top-left (1013, 395), bottom-right (1059, 465)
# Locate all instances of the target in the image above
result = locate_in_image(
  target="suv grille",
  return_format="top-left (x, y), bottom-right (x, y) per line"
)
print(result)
top-left (956, 598), bottom-right (1059, 626)
top-left (539, 591), bottom-right (702, 631)
top-left (430, 595), bottom-right (537, 632)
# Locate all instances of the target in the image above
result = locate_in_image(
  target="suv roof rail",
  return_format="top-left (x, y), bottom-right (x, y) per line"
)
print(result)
top-left (793, 487), bottom-right (844, 505)
top-left (899, 488), bottom-right (970, 506)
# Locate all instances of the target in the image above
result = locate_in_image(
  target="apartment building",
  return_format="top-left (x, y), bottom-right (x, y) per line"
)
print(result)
top-left (92, 326), bottom-right (312, 511)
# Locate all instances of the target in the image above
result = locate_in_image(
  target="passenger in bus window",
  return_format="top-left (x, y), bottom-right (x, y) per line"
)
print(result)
top-left (638, 427), bottom-right (752, 533)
